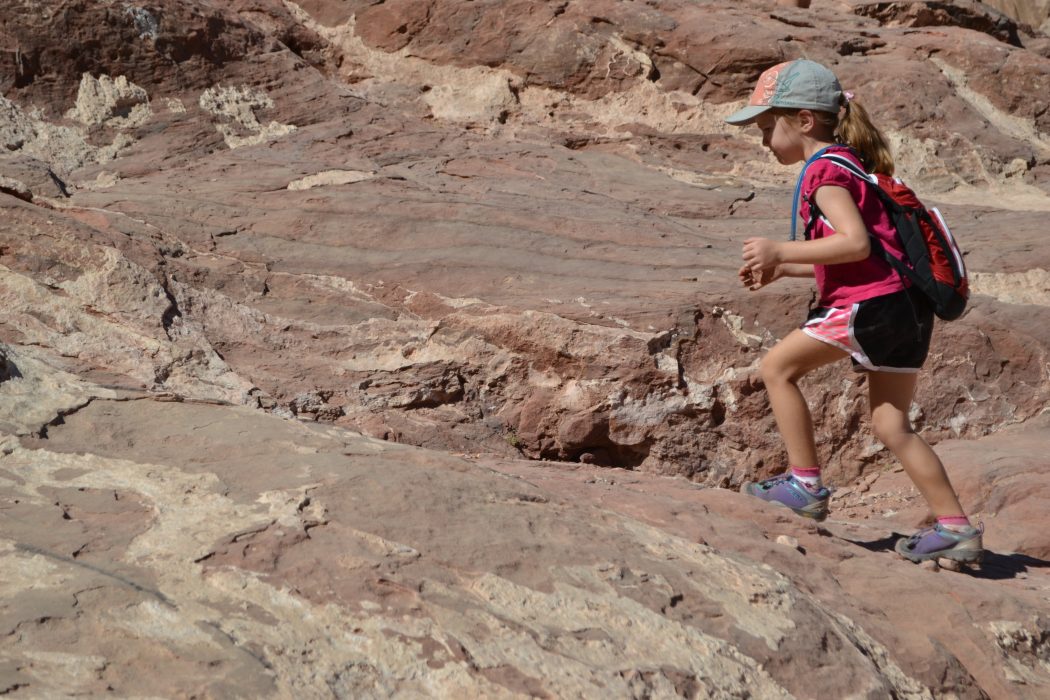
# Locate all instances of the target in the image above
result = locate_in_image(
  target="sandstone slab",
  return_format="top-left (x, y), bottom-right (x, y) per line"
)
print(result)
top-left (2, 0), bottom-right (1050, 696)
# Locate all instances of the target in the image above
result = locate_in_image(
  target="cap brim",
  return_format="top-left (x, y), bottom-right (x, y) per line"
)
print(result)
top-left (724, 104), bottom-right (771, 126)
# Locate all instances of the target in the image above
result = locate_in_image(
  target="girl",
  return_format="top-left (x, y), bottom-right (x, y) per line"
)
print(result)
top-left (725, 59), bottom-right (982, 564)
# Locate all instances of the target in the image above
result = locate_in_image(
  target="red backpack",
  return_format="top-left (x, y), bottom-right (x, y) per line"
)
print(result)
top-left (814, 153), bottom-right (969, 321)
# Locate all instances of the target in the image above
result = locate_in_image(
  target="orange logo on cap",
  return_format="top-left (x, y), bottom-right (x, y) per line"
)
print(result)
top-left (750, 62), bottom-right (791, 106)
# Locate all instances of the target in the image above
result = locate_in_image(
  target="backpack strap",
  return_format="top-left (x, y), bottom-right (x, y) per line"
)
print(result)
top-left (798, 152), bottom-right (865, 238)
top-left (797, 150), bottom-right (877, 240)
top-left (814, 155), bottom-right (934, 324)
top-left (813, 152), bottom-right (907, 260)
top-left (805, 153), bottom-right (923, 284)
top-left (818, 153), bottom-right (879, 185)
top-left (789, 145), bottom-right (836, 241)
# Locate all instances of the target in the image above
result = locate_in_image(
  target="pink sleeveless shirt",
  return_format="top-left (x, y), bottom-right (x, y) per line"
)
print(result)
top-left (799, 146), bottom-right (906, 307)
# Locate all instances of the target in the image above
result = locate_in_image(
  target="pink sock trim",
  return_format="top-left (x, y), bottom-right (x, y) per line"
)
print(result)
top-left (937, 515), bottom-right (970, 527)
top-left (791, 466), bottom-right (821, 478)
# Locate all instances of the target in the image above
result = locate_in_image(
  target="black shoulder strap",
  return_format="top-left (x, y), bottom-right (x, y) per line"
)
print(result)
top-left (800, 152), bottom-right (876, 240)
top-left (818, 153), bottom-right (875, 183)
top-left (807, 153), bottom-right (924, 286)
top-left (815, 153), bottom-right (908, 219)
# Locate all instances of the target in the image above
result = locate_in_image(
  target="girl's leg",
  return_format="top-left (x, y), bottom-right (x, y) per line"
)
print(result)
top-left (760, 329), bottom-right (848, 467)
top-left (867, 371), bottom-right (965, 517)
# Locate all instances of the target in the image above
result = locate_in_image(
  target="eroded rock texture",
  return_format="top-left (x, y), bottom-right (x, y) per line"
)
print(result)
top-left (1, 0), bottom-right (1049, 697)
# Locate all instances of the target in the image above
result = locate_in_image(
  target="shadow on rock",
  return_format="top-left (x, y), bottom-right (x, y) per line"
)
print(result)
top-left (974, 551), bottom-right (1050, 581)
top-left (840, 532), bottom-right (899, 554)
top-left (0, 351), bottom-right (23, 382)
top-left (841, 531), bottom-right (1050, 579)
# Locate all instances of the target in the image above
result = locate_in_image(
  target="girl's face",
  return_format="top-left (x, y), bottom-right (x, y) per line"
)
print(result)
top-left (755, 111), bottom-right (805, 165)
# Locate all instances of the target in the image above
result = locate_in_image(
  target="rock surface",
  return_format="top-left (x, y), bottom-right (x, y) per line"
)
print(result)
top-left (1, 0), bottom-right (1049, 697)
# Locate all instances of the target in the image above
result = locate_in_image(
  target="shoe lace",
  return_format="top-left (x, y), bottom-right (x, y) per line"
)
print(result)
top-left (904, 524), bottom-right (938, 547)
top-left (913, 522), bottom-right (983, 543)
top-left (758, 475), bottom-right (792, 490)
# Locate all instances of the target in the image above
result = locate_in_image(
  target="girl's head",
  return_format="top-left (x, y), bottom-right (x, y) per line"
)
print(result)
top-left (726, 60), bottom-right (895, 175)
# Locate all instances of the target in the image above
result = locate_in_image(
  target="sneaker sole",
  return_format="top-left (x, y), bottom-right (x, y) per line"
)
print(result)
top-left (894, 537), bottom-right (984, 563)
top-left (778, 500), bottom-right (829, 522)
top-left (740, 482), bottom-right (829, 522)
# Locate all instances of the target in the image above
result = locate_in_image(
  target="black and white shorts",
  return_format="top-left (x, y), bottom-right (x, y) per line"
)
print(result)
top-left (802, 288), bottom-right (934, 373)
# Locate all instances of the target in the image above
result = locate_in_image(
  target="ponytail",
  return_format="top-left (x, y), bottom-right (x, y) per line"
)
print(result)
top-left (835, 98), bottom-right (895, 176)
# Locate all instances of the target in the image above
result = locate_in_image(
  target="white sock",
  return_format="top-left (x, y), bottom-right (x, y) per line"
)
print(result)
top-left (791, 467), bottom-right (823, 492)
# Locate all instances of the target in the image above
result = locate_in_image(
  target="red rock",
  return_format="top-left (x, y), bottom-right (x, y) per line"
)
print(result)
top-left (2, 0), bottom-right (1050, 696)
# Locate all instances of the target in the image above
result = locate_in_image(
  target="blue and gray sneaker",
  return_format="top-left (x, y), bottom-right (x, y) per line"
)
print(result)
top-left (895, 522), bottom-right (984, 563)
top-left (739, 474), bottom-right (830, 521)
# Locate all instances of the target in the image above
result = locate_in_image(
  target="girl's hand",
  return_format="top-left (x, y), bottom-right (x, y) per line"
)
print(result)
top-left (739, 264), bottom-right (781, 291)
top-left (742, 237), bottom-right (783, 274)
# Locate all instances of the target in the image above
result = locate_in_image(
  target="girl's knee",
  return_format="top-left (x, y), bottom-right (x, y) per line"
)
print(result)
top-left (760, 353), bottom-right (790, 387)
top-left (760, 352), bottom-right (809, 388)
top-left (872, 417), bottom-right (914, 450)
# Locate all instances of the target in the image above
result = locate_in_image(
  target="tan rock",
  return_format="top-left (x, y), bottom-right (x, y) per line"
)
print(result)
top-left (65, 74), bottom-right (151, 128)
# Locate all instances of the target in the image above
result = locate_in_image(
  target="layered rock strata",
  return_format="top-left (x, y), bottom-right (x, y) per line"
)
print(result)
top-left (2, 0), bottom-right (1049, 696)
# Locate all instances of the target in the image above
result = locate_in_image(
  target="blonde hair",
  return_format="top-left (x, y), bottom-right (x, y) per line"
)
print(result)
top-left (773, 98), bottom-right (896, 176)
top-left (835, 98), bottom-right (895, 176)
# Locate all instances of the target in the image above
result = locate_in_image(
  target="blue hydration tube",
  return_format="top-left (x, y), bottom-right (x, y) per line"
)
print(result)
top-left (789, 145), bottom-right (836, 241)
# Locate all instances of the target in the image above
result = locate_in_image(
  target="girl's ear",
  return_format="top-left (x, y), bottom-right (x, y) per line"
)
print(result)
top-left (796, 109), bottom-right (817, 133)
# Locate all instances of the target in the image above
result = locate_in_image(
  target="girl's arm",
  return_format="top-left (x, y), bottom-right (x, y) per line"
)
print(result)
top-left (779, 263), bottom-right (815, 278)
top-left (742, 184), bottom-right (871, 272)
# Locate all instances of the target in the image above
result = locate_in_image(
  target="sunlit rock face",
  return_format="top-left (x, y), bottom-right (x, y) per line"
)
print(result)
top-left (1, 1), bottom-right (1049, 697)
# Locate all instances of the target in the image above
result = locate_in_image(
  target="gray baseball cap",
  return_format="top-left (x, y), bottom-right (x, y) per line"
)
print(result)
top-left (725, 60), bottom-right (842, 125)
